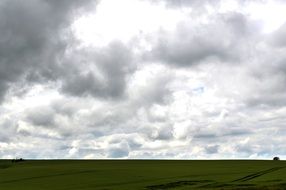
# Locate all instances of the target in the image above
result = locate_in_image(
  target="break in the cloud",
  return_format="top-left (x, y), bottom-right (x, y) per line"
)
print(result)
top-left (1, 0), bottom-right (286, 159)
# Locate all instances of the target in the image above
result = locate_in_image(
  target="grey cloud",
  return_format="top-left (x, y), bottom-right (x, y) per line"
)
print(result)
top-left (149, 0), bottom-right (277, 8)
top-left (271, 23), bottom-right (286, 47)
top-left (60, 41), bottom-right (135, 99)
top-left (26, 106), bottom-right (55, 128)
top-left (108, 148), bottom-right (129, 158)
top-left (128, 139), bottom-right (143, 149)
top-left (234, 136), bottom-right (286, 157)
top-left (0, 0), bottom-right (135, 102)
top-left (223, 128), bottom-right (252, 137)
top-left (0, 138), bottom-right (73, 159)
top-left (132, 71), bottom-right (173, 108)
top-left (68, 147), bottom-right (103, 159)
top-left (194, 133), bottom-right (217, 139)
top-left (147, 0), bottom-right (220, 9)
top-left (246, 93), bottom-right (286, 108)
top-left (205, 145), bottom-right (219, 154)
top-left (0, 0), bottom-right (95, 102)
top-left (20, 98), bottom-right (93, 139)
top-left (51, 98), bottom-right (81, 117)
top-left (155, 125), bottom-right (174, 140)
top-left (107, 141), bottom-right (130, 158)
top-left (0, 118), bottom-right (17, 142)
top-left (145, 124), bottom-right (174, 141)
top-left (193, 122), bottom-right (252, 142)
top-left (147, 13), bottom-right (256, 67)
top-left (168, 0), bottom-right (219, 7)
top-left (244, 56), bottom-right (286, 108)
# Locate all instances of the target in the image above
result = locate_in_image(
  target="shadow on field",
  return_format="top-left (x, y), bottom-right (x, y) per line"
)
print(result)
top-left (200, 182), bottom-right (256, 189)
top-left (146, 180), bottom-right (286, 190)
top-left (0, 169), bottom-right (98, 184)
top-left (0, 165), bottom-right (10, 169)
top-left (145, 180), bottom-right (213, 190)
top-left (146, 181), bottom-right (258, 190)
top-left (0, 163), bottom-right (12, 170)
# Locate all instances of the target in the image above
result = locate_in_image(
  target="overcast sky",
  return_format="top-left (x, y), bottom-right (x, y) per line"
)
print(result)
top-left (1, 0), bottom-right (286, 159)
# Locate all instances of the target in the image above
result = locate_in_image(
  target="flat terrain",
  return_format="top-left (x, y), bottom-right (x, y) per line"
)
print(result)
top-left (0, 160), bottom-right (286, 189)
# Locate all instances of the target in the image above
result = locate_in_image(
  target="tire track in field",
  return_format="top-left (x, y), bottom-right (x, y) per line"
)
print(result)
top-left (232, 167), bottom-right (285, 182)
top-left (0, 169), bottom-right (98, 184)
top-left (199, 166), bottom-right (286, 189)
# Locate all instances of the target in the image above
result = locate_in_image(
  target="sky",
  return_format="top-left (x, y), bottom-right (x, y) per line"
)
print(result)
top-left (0, 0), bottom-right (286, 159)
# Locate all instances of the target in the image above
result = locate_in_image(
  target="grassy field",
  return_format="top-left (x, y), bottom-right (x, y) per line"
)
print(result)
top-left (0, 160), bottom-right (286, 189)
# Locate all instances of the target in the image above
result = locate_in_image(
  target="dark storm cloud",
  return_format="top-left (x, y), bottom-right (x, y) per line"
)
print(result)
top-left (0, 0), bottom-right (95, 102)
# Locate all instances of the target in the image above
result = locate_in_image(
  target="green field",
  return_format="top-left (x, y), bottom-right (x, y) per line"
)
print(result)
top-left (0, 160), bottom-right (286, 189)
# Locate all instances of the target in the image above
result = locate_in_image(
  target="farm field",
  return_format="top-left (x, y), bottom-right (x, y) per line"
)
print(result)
top-left (0, 160), bottom-right (286, 189)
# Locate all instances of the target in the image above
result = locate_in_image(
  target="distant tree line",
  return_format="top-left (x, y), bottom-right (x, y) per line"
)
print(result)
top-left (11, 158), bottom-right (25, 163)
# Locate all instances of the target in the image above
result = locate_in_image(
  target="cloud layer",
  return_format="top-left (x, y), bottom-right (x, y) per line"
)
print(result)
top-left (1, 0), bottom-right (286, 159)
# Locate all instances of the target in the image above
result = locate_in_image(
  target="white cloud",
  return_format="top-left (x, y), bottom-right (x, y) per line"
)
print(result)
top-left (72, 0), bottom-right (185, 47)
